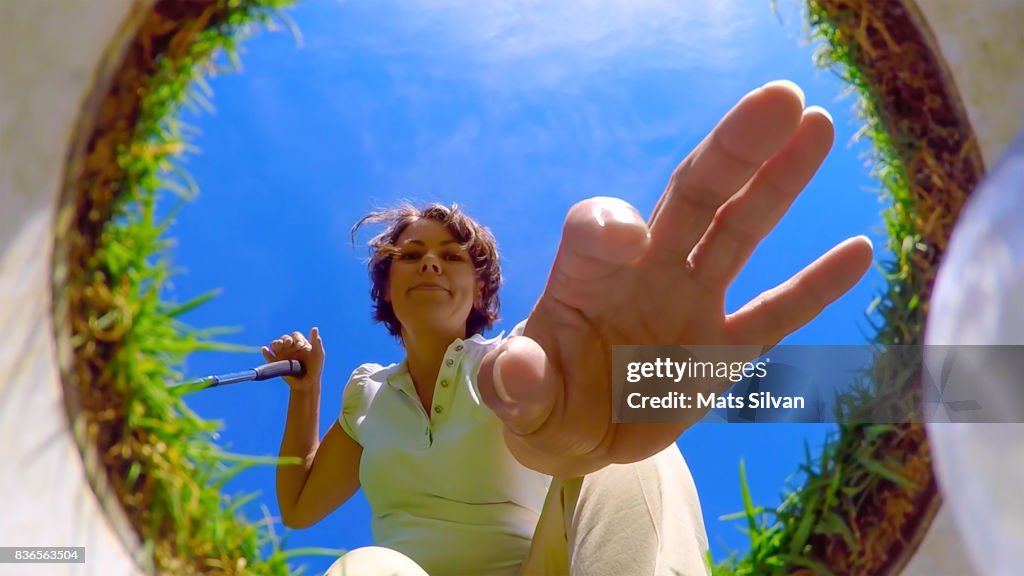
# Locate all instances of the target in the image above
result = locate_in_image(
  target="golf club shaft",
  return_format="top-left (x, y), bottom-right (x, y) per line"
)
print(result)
top-left (179, 359), bottom-right (305, 391)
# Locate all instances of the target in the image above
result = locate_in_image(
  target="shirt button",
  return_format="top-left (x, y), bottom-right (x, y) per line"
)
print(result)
top-left (445, 358), bottom-right (454, 366)
top-left (434, 405), bottom-right (443, 414)
top-left (455, 345), bottom-right (463, 352)
top-left (440, 380), bottom-right (449, 388)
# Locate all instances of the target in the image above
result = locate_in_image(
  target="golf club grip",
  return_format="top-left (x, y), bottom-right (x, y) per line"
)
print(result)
top-left (253, 359), bottom-right (305, 381)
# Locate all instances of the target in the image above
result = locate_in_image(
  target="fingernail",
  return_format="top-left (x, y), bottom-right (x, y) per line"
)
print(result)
top-left (594, 200), bottom-right (639, 227)
top-left (805, 104), bottom-right (832, 123)
top-left (761, 79), bottom-right (805, 108)
top-left (492, 347), bottom-right (515, 404)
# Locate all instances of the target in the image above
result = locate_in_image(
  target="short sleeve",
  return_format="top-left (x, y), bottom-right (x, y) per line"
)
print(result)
top-left (508, 318), bottom-right (528, 338)
top-left (338, 363), bottom-right (383, 444)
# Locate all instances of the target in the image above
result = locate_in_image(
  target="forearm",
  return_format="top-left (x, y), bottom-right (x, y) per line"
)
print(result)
top-left (277, 385), bottom-right (321, 519)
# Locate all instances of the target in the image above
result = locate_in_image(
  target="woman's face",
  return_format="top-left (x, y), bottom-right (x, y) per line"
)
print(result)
top-left (387, 218), bottom-right (482, 337)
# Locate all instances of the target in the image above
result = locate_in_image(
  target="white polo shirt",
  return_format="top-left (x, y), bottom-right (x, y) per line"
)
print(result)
top-left (338, 321), bottom-right (553, 575)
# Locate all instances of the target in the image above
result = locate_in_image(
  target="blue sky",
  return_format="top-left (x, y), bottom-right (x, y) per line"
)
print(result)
top-left (166, 0), bottom-right (891, 572)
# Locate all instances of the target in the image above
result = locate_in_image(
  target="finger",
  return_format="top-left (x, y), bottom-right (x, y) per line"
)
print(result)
top-left (261, 346), bottom-right (275, 363)
top-left (688, 106), bottom-right (835, 289)
top-left (478, 336), bottom-right (610, 458)
top-left (291, 331), bottom-right (309, 350)
top-left (281, 335), bottom-right (294, 348)
top-left (542, 197), bottom-right (649, 313)
top-left (310, 327), bottom-right (324, 354)
top-left (270, 339), bottom-right (285, 354)
top-left (725, 235), bottom-right (874, 345)
top-left (647, 80), bottom-right (806, 263)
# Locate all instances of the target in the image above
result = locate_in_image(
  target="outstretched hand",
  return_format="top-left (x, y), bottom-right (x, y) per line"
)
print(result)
top-left (477, 81), bottom-right (873, 478)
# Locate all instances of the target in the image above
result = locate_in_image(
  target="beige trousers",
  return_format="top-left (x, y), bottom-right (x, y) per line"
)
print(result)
top-left (326, 443), bottom-right (711, 576)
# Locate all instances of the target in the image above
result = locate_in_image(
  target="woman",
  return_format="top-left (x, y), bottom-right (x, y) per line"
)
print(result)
top-left (263, 81), bottom-right (874, 575)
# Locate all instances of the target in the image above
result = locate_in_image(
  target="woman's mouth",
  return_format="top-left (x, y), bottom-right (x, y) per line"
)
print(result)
top-left (410, 283), bottom-right (449, 293)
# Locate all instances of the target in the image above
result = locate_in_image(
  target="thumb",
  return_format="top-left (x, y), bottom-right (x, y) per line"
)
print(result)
top-left (478, 336), bottom-right (559, 437)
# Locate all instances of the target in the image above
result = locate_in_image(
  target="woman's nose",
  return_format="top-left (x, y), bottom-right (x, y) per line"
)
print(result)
top-left (419, 255), bottom-right (442, 274)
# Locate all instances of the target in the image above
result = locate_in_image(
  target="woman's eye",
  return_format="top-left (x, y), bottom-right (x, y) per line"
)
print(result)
top-left (444, 253), bottom-right (463, 261)
top-left (399, 252), bottom-right (420, 260)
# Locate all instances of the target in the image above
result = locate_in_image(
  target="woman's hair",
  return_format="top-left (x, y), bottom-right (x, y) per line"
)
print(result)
top-left (351, 202), bottom-right (502, 339)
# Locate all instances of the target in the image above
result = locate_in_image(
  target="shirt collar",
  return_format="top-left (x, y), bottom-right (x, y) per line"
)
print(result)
top-left (463, 328), bottom-right (506, 349)
top-left (386, 329), bottom-right (506, 388)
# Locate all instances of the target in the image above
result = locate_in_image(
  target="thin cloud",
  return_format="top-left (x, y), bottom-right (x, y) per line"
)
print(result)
top-left (405, 0), bottom-right (753, 59)
top-left (301, 0), bottom-right (770, 249)
top-left (308, 0), bottom-right (758, 91)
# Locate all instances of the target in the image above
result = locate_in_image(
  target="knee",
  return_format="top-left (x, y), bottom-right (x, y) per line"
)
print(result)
top-left (325, 546), bottom-right (430, 576)
top-left (580, 442), bottom-right (693, 499)
top-left (574, 442), bottom-right (708, 543)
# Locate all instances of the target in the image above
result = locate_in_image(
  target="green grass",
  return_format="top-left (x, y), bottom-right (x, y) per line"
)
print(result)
top-left (709, 2), bottom-right (930, 574)
top-left (83, 1), bottom-right (345, 573)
